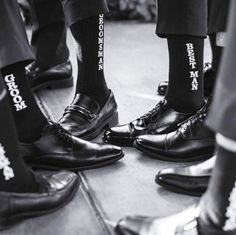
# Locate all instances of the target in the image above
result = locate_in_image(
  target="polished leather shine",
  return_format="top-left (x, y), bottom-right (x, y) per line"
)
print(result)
top-left (116, 206), bottom-right (202, 235)
top-left (116, 204), bottom-right (234, 235)
top-left (59, 91), bottom-right (118, 140)
top-left (20, 122), bottom-right (124, 171)
top-left (103, 99), bottom-right (193, 146)
top-left (135, 102), bottom-right (215, 162)
top-left (156, 156), bottom-right (215, 196)
top-left (157, 81), bottom-right (168, 96)
top-left (0, 171), bottom-right (79, 230)
top-left (26, 61), bottom-right (74, 91)
top-left (157, 63), bottom-right (216, 97)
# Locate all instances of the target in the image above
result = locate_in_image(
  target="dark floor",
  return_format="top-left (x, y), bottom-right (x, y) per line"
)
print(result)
top-left (2, 22), bottom-right (212, 235)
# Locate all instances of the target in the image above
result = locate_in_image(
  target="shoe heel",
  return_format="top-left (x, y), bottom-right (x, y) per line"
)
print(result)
top-left (107, 112), bottom-right (119, 128)
top-left (48, 77), bottom-right (74, 89)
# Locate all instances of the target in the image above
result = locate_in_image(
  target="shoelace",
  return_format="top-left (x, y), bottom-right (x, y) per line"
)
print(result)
top-left (204, 62), bottom-right (212, 72)
top-left (25, 62), bottom-right (36, 74)
top-left (137, 99), bottom-right (166, 126)
top-left (43, 121), bottom-right (73, 143)
top-left (25, 62), bottom-right (43, 79)
top-left (179, 106), bottom-right (207, 135)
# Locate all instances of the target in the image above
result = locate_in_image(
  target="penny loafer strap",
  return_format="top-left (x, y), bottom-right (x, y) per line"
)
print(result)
top-left (65, 105), bottom-right (96, 120)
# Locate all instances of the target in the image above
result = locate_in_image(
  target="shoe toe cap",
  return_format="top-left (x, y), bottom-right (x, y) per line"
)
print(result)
top-left (99, 144), bottom-right (124, 159)
top-left (116, 216), bottom-right (150, 235)
top-left (135, 134), bottom-right (166, 150)
top-left (104, 125), bottom-right (131, 139)
top-left (155, 168), bottom-right (180, 186)
top-left (104, 125), bottom-right (134, 146)
top-left (45, 171), bottom-right (79, 191)
top-left (155, 168), bottom-right (204, 193)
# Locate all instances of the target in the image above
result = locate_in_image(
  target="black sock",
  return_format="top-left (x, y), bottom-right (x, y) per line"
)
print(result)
top-left (0, 80), bottom-right (38, 193)
top-left (209, 33), bottom-right (223, 72)
top-left (199, 145), bottom-right (236, 233)
top-left (70, 14), bottom-right (109, 107)
top-left (1, 62), bottom-right (48, 142)
top-left (165, 36), bottom-right (205, 113)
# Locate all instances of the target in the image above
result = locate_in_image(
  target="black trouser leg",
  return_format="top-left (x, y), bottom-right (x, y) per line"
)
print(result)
top-left (28, 0), bottom-right (69, 68)
top-left (0, 0), bottom-right (34, 69)
top-left (206, 0), bottom-right (236, 140)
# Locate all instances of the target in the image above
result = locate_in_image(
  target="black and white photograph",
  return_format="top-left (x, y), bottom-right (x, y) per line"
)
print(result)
top-left (0, 0), bottom-right (235, 234)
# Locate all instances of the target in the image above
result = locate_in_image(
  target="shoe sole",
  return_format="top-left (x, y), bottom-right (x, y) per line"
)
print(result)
top-left (155, 175), bottom-right (208, 197)
top-left (135, 141), bottom-right (213, 163)
top-left (31, 76), bottom-right (74, 92)
top-left (81, 112), bottom-right (119, 141)
top-left (28, 151), bottom-right (124, 172)
top-left (0, 176), bottom-right (79, 231)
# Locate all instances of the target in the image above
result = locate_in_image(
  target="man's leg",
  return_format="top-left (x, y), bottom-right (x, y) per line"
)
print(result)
top-left (0, 75), bottom-right (79, 230)
top-left (153, 0), bottom-right (230, 196)
top-left (204, 0), bottom-right (231, 96)
top-left (203, 3), bottom-right (236, 224)
top-left (198, 3), bottom-right (236, 229)
top-left (157, 0), bottom-right (206, 112)
top-left (207, 0), bottom-right (229, 77)
top-left (70, 14), bottom-right (109, 106)
top-left (1, 62), bottom-right (48, 142)
top-left (157, 0), bottom-right (230, 97)
top-left (58, 0), bottom-right (119, 140)
top-left (27, 0), bottom-right (73, 91)
top-left (0, 0), bottom-right (48, 143)
top-left (61, 0), bottom-right (109, 106)
top-left (29, 0), bottom-right (69, 68)
top-left (115, 2), bottom-right (236, 234)
top-left (103, 0), bottom-right (213, 162)
top-left (0, 0), bottom-right (34, 68)
top-left (0, 77), bottom-right (38, 193)
top-left (128, 0), bottom-right (215, 161)
top-left (0, 0), bottom-right (123, 171)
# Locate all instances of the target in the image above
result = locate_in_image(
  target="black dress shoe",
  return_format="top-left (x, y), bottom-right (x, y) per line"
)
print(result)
top-left (59, 91), bottom-right (118, 140)
top-left (0, 170), bottom-right (79, 230)
top-left (157, 63), bottom-right (216, 97)
top-left (156, 156), bottom-right (215, 196)
top-left (116, 206), bottom-right (202, 235)
top-left (116, 205), bottom-right (233, 235)
top-left (20, 122), bottom-right (124, 171)
top-left (26, 61), bottom-right (74, 91)
top-left (134, 101), bottom-right (215, 162)
top-left (103, 99), bottom-right (193, 147)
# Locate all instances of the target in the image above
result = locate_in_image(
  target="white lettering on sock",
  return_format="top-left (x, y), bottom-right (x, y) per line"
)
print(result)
top-left (186, 43), bottom-right (199, 91)
top-left (4, 74), bottom-right (27, 111)
top-left (98, 14), bottom-right (104, 71)
top-left (223, 181), bottom-right (236, 231)
top-left (0, 143), bottom-right (14, 181)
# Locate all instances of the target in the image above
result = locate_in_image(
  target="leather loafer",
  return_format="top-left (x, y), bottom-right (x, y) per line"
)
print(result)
top-left (20, 122), bottom-right (124, 171)
top-left (156, 156), bottom-right (215, 196)
top-left (134, 101), bottom-right (215, 162)
top-left (116, 206), bottom-right (202, 235)
top-left (26, 61), bottom-right (74, 91)
top-left (157, 63), bottom-right (216, 97)
top-left (0, 170), bottom-right (79, 230)
top-left (116, 205), bottom-right (231, 235)
top-left (59, 91), bottom-right (118, 140)
top-left (103, 99), bottom-right (193, 146)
